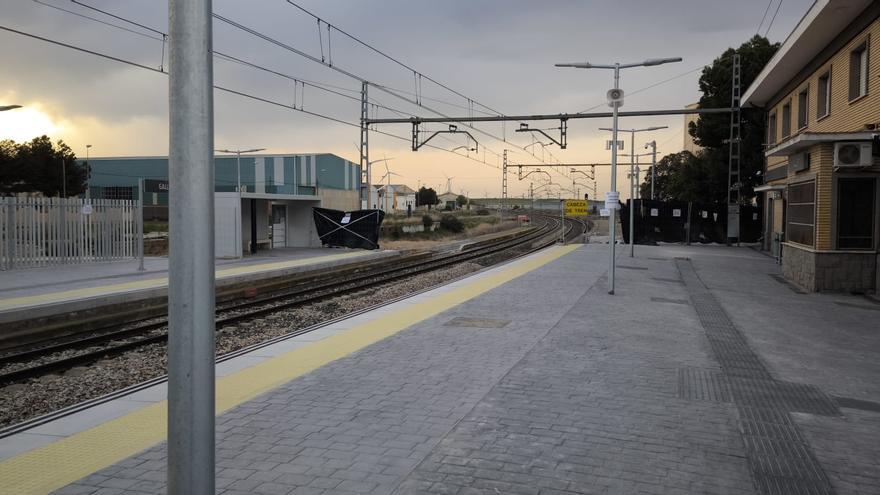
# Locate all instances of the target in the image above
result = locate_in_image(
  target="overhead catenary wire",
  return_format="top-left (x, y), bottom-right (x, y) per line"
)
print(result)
top-left (756, 0), bottom-right (774, 35)
top-left (764, 0), bottom-right (784, 37)
top-left (19, 2), bottom-right (566, 184)
top-left (2, 25), bottom-right (510, 173)
top-left (49, 0), bottom-right (570, 184)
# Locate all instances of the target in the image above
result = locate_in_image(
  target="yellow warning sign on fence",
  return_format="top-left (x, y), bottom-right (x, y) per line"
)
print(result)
top-left (564, 199), bottom-right (588, 216)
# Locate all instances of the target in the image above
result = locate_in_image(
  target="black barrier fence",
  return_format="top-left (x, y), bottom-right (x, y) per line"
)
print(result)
top-left (312, 207), bottom-right (385, 250)
top-left (619, 199), bottom-right (762, 244)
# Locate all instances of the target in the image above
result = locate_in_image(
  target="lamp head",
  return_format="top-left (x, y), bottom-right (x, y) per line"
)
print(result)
top-left (641, 57), bottom-right (682, 66)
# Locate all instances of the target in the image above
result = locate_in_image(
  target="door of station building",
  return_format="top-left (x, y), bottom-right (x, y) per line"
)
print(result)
top-left (271, 204), bottom-right (287, 248)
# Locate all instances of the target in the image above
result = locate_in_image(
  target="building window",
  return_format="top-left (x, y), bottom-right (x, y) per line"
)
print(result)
top-left (768, 112), bottom-right (777, 145)
top-left (837, 178), bottom-right (875, 249)
top-left (102, 186), bottom-right (134, 200)
top-left (787, 180), bottom-right (815, 246)
top-left (817, 71), bottom-right (831, 118)
top-left (849, 39), bottom-right (869, 101)
top-left (797, 86), bottom-right (808, 130)
top-left (781, 100), bottom-right (791, 138)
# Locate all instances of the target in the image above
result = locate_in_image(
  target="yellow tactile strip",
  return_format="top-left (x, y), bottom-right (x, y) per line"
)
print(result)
top-left (0, 251), bottom-right (375, 311)
top-left (0, 245), bottom-right (581, 494)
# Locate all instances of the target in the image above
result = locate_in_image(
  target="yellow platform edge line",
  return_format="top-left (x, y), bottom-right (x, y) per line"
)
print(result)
top-left (0, 245), bottom-right (580, 494)
top-left (0, 250), bottom-right (374, 311)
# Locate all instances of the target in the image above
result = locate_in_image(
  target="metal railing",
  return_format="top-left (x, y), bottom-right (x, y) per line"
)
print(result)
top-left (0, 197), bottom-right (140, 270)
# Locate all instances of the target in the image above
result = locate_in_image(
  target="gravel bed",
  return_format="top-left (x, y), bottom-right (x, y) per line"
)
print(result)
top-left (0, 261), bottom-right (484, 428)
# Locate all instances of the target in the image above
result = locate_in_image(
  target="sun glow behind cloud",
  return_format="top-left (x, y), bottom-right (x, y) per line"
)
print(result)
top-left (0, 103), bottom-right (62, 143)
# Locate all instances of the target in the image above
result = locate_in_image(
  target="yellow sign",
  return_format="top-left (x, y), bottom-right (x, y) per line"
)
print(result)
top-left (564, 199), bottom-right (588, 216)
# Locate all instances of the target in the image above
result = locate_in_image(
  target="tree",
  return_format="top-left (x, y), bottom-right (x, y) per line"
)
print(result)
top-left (640, 150), bottom-right (727, 203)
top-left (0, 136), bottom-right (87, 197)
top-left (455, 194), bottom-right (468, 207)
top-left (416, 186), bottom-right (438, 208)
top-left (642, 36), bottom-right (779, 204)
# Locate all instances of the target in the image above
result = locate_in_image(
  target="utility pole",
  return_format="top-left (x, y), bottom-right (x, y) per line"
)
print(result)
top-left (167, 1), bottom-right (215, 493)
top-left (726, 53), bottom-right (742, 245)
top-left (501, 149), bottom-right (508, 223)
top-left (360, 82), bottom-right (370, 209)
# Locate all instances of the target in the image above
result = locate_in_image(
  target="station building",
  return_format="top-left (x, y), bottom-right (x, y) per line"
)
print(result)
top-left (742, 0), bottom-right (880, 292)
top-left (85, 153), bottom-right (361, 257)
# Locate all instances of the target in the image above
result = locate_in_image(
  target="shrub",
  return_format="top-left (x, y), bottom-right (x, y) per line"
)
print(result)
top-left (439, 214), bottom-right (464, 233)
top-left (422, 214), bottom-right (434, 229)
top-left (475, 208), bottom-right (490, 216)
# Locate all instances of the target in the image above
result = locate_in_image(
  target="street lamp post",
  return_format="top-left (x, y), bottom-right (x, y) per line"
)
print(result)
top-left (85, 144), bottom-right (92, 199)
top-left (601, 127), bottom-right (667, 258)
top-left (556, 56), bottom-right (680, 294)
top-left (645, 141), bottom-right (657, 200)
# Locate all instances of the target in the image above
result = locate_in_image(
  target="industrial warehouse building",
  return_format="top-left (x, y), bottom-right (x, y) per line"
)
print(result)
top-left (743, 0), bottom-right (880, 292)
top-left (85, 153), bottom-right (361, 257)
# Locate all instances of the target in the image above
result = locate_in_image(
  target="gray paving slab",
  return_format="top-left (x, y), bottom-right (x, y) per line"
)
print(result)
top-left (48, 244), bottom-right (880, 495)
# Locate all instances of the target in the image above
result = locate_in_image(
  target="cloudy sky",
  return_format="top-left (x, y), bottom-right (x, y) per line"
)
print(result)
top-left (0, 0), bottom-right (812, 198)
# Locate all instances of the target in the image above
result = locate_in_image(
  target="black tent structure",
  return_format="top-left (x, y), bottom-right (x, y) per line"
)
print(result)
top-left (312, 207), bottom-right (385, 249)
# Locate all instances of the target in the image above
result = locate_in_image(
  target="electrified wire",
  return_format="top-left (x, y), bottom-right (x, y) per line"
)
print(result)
top-left (283, 0), bottom-right (507, 117)
top-left (32, 0), bottom-right (162, 41)
top-left (32, 0), bottom-right (417, 119)
top-left (0, 24), bottom-right (505, 172)
top-left (756, 0), bottom-right (774, 35)
top-left (764, 0), bottom-right (783, 37)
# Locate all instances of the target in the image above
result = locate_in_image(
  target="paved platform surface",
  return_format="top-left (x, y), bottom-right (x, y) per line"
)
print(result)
top-left (1, 243), bottom-right (878, 494)
top-left (0, 247), bottom-right (394, 315)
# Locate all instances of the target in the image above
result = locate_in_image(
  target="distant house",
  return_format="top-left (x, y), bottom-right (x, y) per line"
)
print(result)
top-left (742, 0), bottom-right (880, 292)
top-left (682, 102), bottom-right (703, 154)
top-left (437, 191), bottom-right (460, 209)
top-left (370, 184), bottom-right (417, 213)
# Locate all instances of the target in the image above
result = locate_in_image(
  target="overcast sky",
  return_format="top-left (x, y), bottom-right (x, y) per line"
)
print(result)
top-left (0, 0), bottom-right (813, 198)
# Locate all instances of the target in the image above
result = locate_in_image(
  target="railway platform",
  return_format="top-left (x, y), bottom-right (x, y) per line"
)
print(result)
top-left (1, 243), bottom-right (879, 494)
top-left (0, 247), bottom-right (397, 334)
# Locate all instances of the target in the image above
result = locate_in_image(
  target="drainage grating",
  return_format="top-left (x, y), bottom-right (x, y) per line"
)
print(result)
top-left (677, 259), bottom-right (839, 495)
top-left (678, 367), bottom-right (731, 402)
top-left (652, 297), bottom-right (689, 305)
top-left (618, 265), bottom-right (649, 271)
top-left (443, 317), bottom-right (511, 329)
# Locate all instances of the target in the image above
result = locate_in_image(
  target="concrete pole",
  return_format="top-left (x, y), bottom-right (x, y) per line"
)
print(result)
top-left (167, 0), bottom-right (215, 493)
top-left (138, 178), bottom-right (145, 271)
top-left (608, 63), bottom-right (619, 295)
top-left (648, 141), bottom-right (657, 200)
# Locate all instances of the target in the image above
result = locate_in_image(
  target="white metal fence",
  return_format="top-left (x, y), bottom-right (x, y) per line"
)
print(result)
top-left (0, 197), bottom-right (140, 270)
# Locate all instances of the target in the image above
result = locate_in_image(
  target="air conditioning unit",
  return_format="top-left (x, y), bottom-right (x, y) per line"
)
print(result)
top-left (834, 141), bottom-right (873, 168)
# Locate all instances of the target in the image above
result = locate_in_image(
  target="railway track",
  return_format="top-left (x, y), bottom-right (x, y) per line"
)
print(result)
top-left (0, 214), bottom-right (584, 386)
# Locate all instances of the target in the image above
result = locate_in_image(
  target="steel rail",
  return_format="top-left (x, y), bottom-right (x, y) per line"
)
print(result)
top-left (0, 217), bottom-right (565, 385)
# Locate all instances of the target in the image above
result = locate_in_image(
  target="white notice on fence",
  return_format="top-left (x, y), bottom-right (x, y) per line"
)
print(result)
top-left (753, 212), bottom-right (758, 220)
top-left (340, 213), bottom-right (351, 224)
top-left (82, 204), bottom-right (93, 215)
top-left (701, 210), bottom-right (708, 218)
top-left (672, 209), bottom-right (681, 217)
top-left (604, 191), bottom-right (620, 210)
top-left (600, 208), bottom-right (611, 217)
top-left (650, 208), bottom-right (659, 217)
